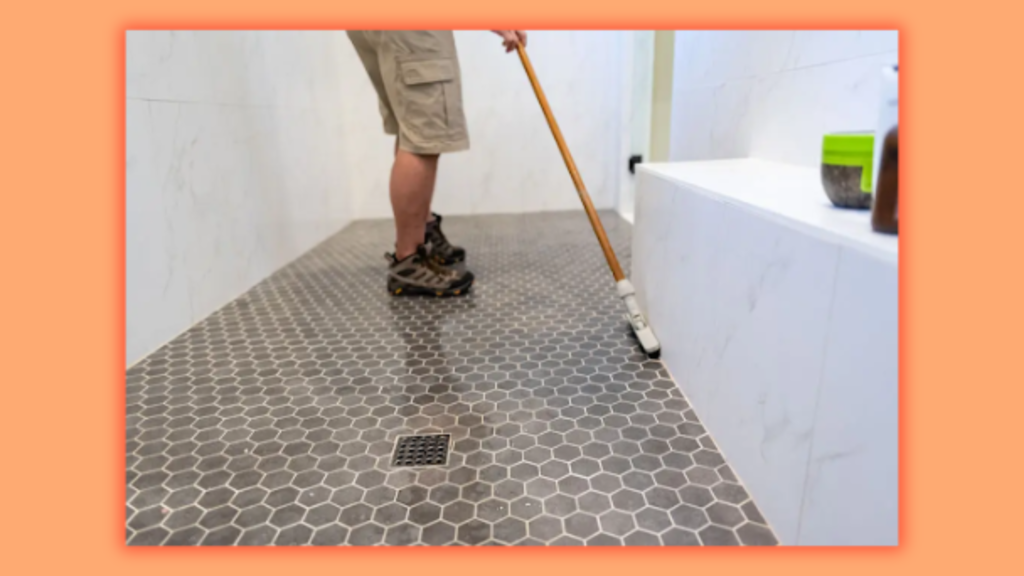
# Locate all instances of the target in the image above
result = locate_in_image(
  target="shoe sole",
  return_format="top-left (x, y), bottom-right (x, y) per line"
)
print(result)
top-left (387, 277), bottom-right (474, 298)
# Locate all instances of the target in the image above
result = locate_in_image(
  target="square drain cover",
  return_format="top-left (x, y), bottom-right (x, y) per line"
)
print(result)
top-left (391, 434), bottom-right (451, 467)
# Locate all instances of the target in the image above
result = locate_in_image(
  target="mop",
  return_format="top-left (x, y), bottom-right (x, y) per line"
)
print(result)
top-left (516, 44), bottom-right (662, 358)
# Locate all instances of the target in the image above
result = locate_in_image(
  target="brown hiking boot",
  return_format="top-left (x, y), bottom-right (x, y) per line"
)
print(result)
top-left (386, 244), bottom-right (474, 297)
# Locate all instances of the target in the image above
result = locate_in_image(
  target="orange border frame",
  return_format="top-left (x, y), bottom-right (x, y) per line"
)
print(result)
top-left (5, 1), bottom-right (1015, 574)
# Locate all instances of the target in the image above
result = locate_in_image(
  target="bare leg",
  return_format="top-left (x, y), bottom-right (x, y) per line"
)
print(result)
top-left (391, 143), bottom-right (439, 260)
top-left (393, 138), bottom-right (437, 227)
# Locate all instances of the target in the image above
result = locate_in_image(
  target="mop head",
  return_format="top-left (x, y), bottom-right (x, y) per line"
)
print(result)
top-left (616, 279), bottom-right (661, 358)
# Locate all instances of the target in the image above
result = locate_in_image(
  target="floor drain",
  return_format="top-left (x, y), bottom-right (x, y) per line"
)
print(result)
top-left (391, 434), bottom-right (451, 467)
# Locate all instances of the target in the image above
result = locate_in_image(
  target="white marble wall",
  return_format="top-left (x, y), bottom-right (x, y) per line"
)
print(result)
top-left (669, 31), bottom-right (898, 167)
top-left (798, 246), bottom-right (898, 545)
top-left (345, 30), bottom-right (631, 219)
top-left (127, 31), bottom-right (357, 366)
top-left (127, 31), bottom-right (633, 367)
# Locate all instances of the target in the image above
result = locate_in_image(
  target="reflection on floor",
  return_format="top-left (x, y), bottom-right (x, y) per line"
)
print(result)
top-left (126, 211), bottom-right (778, 546)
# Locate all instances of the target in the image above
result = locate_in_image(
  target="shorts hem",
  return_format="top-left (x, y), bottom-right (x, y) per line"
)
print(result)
top-left (398, 137), bottom-right (470, 155)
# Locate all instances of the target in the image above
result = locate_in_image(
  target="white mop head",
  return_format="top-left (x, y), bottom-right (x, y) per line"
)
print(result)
top-left (616, 279), bottom-right (661, 357)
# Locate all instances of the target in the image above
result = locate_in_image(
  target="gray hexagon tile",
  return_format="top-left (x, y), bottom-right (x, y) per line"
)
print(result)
top-left (126, 211), bottom-right (777, 547)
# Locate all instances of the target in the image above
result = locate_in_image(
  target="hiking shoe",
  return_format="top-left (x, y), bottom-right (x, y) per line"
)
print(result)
top-left (425, 213), bottom-right (466, 266)
top-left (386, 244), bottom-right (474, 297)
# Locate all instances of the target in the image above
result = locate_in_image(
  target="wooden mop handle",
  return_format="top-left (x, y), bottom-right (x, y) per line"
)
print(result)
top-left (516, 43), bottom-right (626, 282)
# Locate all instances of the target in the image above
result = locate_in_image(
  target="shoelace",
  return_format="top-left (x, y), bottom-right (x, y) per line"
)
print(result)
top-left (428, 222), bottom-right (452, 251)
top-left (388, 250), bottom-right (454, 280)
top-left (421, 252), bottom-right (454, 279)
top-left (387, 244), bottom-right (457, 281)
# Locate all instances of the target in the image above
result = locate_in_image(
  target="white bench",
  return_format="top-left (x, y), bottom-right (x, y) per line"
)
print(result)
top-left (632, 159), bottom-right (898, 546)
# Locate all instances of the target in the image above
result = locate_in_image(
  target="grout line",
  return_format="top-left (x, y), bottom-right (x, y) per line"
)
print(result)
top-left (794, 246), bottom-right (844, 544)
top-left (673, 49), bottom-right (899, 94)
top-left (126, 96), bottom-right (320, 112)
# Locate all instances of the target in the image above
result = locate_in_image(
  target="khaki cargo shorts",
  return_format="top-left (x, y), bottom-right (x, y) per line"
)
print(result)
top-left (347, 30), bottom-right (470, 155)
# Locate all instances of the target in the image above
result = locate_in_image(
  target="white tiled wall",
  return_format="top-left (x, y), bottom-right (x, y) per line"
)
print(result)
top-left (127, 30), bottom-right (633, 366)
top-left (799, 245), bottom-right (898, 545)
top-left (127, 31), bottom-right (357, 367)
top-left (669, 31), bottom-right (898, 167)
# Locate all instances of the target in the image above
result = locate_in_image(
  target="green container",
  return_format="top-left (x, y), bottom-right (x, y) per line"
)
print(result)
top-left (821, 132), bottom-right (875, 209)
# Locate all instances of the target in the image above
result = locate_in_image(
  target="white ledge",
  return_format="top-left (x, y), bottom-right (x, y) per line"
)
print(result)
top-left (637, 158), bottom-right (897, 265)
top-left (632, 158), bottom-right (899, 545)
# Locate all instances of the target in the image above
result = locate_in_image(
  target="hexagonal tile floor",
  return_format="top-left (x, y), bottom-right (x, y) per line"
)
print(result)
top-left (126, 210), bottom-right (778, 546)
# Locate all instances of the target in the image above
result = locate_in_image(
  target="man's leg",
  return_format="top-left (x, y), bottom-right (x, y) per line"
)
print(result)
top-left (368, 30), bottom-right (472, 296)
top-left (391, 148), bottom-right (439, 261)
top-left (395, 132), bottom-right (467, 267)
top-left (393, 137), bottom-right (437, 228)
top-left (385, 145), bottom-right (473, 297)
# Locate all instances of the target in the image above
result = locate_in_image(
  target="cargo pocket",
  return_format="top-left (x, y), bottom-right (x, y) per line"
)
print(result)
top-left (399, 58), bottom-right (457, 139)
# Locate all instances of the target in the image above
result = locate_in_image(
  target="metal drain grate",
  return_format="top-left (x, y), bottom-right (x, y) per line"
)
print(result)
top-left (390, 434), bottom-right (451, 467)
